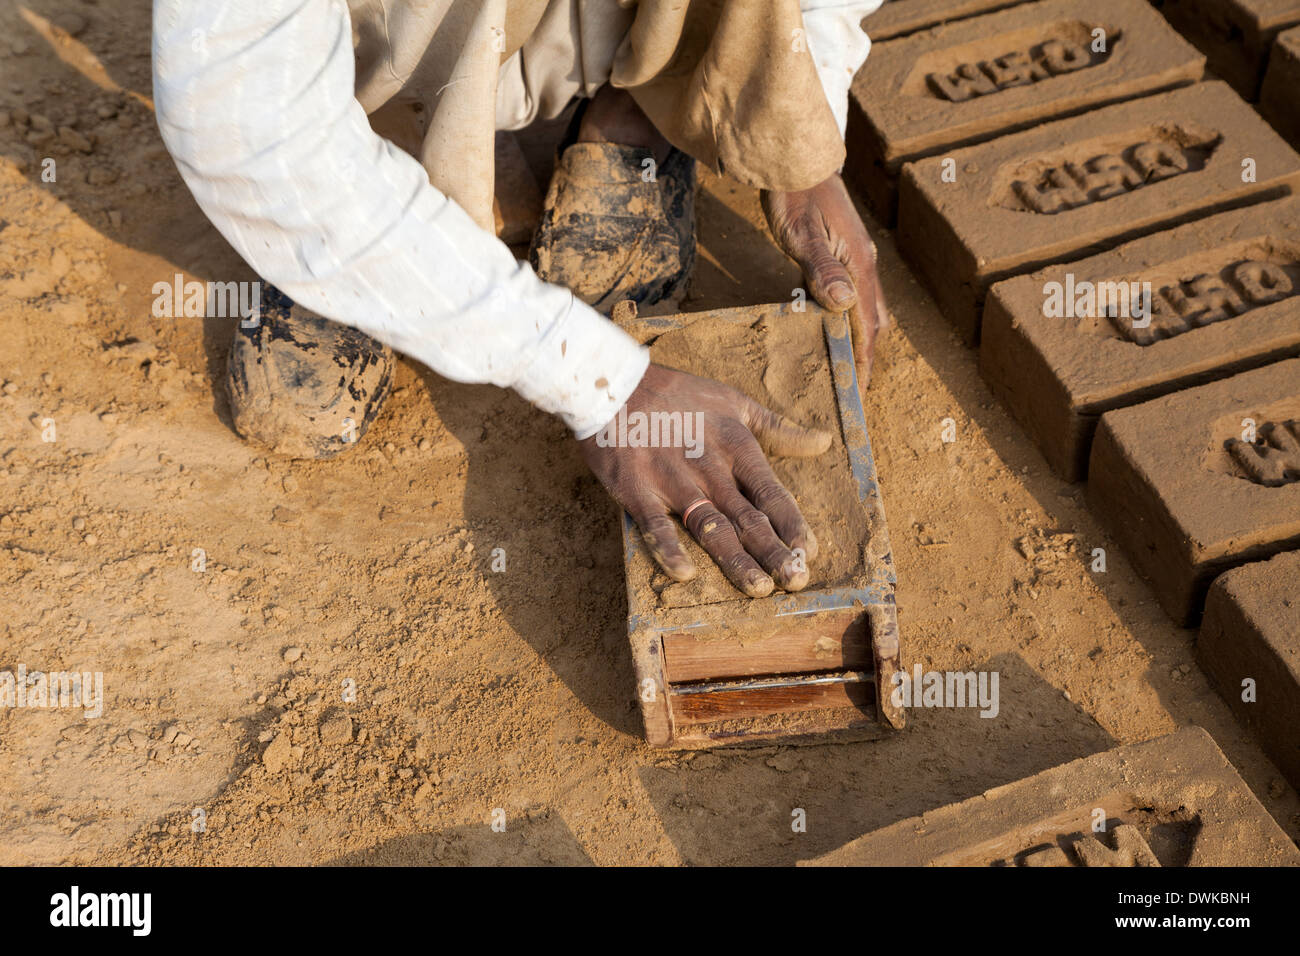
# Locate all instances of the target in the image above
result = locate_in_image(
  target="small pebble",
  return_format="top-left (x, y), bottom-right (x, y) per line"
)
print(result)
top-left (282, 646), bottom-right (303, 663)
top-left (57, 125), bottom-right (92, 152)
top-left (86, 165), bottom-right (118, 186)
top-left (54, 12), bottom-right (87, 36)
top-left (72, 517), bottom-right (86, 531)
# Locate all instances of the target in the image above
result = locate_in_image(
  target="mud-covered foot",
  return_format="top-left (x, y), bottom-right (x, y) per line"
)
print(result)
top-left (225, 285), bottom-right (394, 460)
top-left (529, 90), bottom-right (696, 313)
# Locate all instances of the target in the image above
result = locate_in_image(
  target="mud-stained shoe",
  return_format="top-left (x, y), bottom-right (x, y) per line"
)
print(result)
top-left (530, 142), bottom-right (697, 314)
top-left (225, 285), bottom-right (394, 460)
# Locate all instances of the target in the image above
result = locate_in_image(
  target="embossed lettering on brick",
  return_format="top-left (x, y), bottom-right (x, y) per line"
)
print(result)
top-left (1227, 420), bottom-right (1300, 486)
top-left (1107, 256), bottom-right (1300, 345)
top-left (927, 35), bottom-right (1110, 102)
top-left (1000, 128), bottom-right (1221, 215)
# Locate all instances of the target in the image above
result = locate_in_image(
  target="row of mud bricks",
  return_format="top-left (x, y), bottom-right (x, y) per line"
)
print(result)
top-left (844, 0), bottom-right (1300, 863)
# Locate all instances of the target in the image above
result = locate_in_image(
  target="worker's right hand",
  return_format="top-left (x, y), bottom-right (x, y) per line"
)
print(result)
top-left (579, 364), bottom-right (832, 597)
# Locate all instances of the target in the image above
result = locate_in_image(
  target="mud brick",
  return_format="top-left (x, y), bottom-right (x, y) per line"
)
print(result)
top-left (1261, 26), bottom-right (1300, 148)
top-left (898, 81), bottom-right (1300, 344)
top-left (864, 0), bottom-right (1034, 40)
top-left (980, 198), bottom-right (1300, 481)
top-left (847, 0), bottom-right (1203, 224)
top-left (1087, 359), bottom-right (1300, 625)
top-left (1199, 551), bottom-right (1300, 790)
top-left (804, 727), bottom-right (1300, 865)
top-left (1154, 0), bottom-right (1300, 99)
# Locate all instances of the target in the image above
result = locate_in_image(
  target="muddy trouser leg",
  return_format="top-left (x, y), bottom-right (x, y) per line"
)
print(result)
top-left (225, 284), bottom-right (394, 460)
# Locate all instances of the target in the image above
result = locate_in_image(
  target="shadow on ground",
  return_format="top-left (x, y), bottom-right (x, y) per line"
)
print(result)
top-left (635, 652), bottom-right (1114, 865)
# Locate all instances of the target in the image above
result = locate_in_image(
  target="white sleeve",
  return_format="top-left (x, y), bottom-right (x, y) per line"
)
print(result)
top-left (151, 0), bottom-right (648, 439)
top-left (800, 0), bottom-right (882, 137)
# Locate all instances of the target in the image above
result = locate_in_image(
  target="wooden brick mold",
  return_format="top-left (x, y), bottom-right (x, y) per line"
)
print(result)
top-left (616, 304), bottom-right (902, 749)
top-left (1087, 359), bottom-right (1300, 626)
top-left (847, 0), bottom-right (1203, 224)
top-left (1198, 550), bottom-right (1300, 791)
top-left (804, 727), bottom-right (1300, 865)
top-left (898, 81), bottom-right (1300, 344)
top-left (980, 197), bottom-right (1300, 481)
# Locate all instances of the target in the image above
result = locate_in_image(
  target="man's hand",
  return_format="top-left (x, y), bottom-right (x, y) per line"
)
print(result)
top-left (580, 364), bottom-right (831, 597)
top-left (763, 173), bottom-right (891, 389)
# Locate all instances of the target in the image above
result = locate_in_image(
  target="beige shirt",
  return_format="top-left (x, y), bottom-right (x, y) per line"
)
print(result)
top-left (153, 0), bottom-right (877, 437)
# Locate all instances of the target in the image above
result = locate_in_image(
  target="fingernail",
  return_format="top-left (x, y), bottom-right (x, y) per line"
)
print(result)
top-left (828, 281), bottom-right (854, 306)
top-left (747, 573), bottom-right (774, 597)
top-left (782, 562), bottom-right (809, 591)
top-left (802, 531), bottom-right (820, 562)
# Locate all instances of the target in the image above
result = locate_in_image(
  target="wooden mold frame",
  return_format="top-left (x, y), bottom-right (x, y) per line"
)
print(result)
top-left (619, 305), bottom-right (904, 749)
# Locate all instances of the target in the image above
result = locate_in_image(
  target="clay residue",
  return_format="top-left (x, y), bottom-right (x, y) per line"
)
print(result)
top-left (634, 311), bottom-right (872, 609)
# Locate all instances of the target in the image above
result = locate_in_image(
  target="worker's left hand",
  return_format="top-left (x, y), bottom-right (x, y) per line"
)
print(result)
top-left (763, 173), bottom-right (891, 389)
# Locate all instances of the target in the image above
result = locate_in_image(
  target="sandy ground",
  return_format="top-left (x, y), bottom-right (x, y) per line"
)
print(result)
top-left (1, 0), bottom-right (1297, 866)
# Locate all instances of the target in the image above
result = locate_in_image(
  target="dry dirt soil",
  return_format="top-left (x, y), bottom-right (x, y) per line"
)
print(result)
top-left (1, 0), bottom-right (1297, 866)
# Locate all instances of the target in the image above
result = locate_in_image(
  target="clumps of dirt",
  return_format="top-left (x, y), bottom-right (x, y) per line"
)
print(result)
top-left (1013, 527), bottom-right (1091, 601)
top-left (642, 310), bottom-right (872, 608)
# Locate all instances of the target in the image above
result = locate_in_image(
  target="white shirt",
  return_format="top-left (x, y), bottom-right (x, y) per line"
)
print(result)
top-left (152, 0), bottom-right (880, 438)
